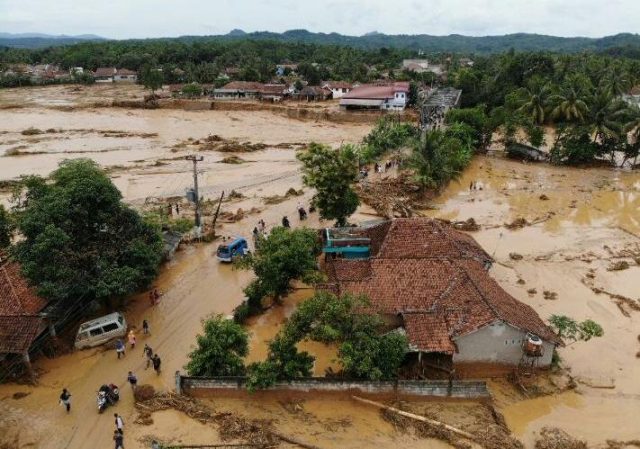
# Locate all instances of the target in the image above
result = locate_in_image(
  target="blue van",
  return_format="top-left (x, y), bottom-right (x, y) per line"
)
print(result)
top-left (216, 237), bottom-right (249, 262)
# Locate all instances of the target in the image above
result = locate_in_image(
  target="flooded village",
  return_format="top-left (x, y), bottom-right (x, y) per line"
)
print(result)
top-left (1, 21), bottom-right (640, 449)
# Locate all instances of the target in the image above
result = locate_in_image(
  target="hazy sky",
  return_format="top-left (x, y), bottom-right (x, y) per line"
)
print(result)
top-left (1, 0), bottom-right (639, 39)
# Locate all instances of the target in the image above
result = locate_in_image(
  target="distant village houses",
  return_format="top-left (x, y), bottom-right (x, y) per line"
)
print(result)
top-left (275, 63), bottom-right (298, 77)
top-left (402, 59), bottom-right (445, 76)
top-left (93, 67), bottom-right (137, 83)
top-left (212, 81), bottom-right (264, 100)
top-left (298, 85), bottom-right (332, 102)
top-left (340, 81), bottom-right (409, 111)
top-left (321, 81), bottom-right (354, 99)
top-left (113, 68), bottom-right (137, 82)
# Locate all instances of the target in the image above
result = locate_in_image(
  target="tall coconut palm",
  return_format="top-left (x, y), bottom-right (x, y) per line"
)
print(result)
top-left (604, 68), bottom-right (631, 97)
top-left (550, 87), bottom-right (589, 123)
top-left (517, 84), bottom-right (551, 125)
top-left (624, 108), bottom-right (640, 143)
top-left (587, 89), bottom-right (627, 143)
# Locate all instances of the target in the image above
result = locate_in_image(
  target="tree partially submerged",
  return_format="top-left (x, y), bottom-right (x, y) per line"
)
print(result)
top-left (297, 143), bottom-right (360, 227)
top-left (236, 227), bottom-right (321, 313)
top-left (12, 159), bottom-right (163, 304)
top-left (140, 65), bottom-right (164, 97)
top-left (409, 130), bottom-right (472, 190)
top-left (549, 315), bottom-right (604, 342)
top-left (185, 315), bottom-right (249, 377)
top-left (0, 205), bottom-right (13, 248)
top-left (246, 292), bottom-right (408, 390)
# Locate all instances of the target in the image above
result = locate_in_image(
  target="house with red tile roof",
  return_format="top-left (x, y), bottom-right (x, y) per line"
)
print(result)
top-left (321, 218), bottom-right (561, 375)
top-left (0, 254), bottom-right (51, 379)
top-left (340, 82), bottom-right (409, 111)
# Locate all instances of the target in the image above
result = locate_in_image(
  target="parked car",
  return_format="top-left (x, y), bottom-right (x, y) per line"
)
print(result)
top-left (75, 312), bottom-right (127, 349)
top-left (216, 237), bottom-right (249, 262)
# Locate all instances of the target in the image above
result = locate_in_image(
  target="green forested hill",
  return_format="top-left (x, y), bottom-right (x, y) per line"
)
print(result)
top-left (1, 29), bottom-right (639, 53)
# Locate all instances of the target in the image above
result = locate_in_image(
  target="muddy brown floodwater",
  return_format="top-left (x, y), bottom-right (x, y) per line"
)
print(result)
top-left (423, 156), bottom-right (640, 447)
top-left (1, 86), bottom-right (639, 449)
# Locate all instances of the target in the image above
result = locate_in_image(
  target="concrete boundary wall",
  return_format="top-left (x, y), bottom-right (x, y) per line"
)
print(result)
top-left (175, 372), bottom-right (489, 399)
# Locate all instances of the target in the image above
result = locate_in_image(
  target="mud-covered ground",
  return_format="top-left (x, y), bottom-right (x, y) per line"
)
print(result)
top-left (1, 85), bottom-right (639, 449)
top-left (423, 157), bottom-right (640, 447)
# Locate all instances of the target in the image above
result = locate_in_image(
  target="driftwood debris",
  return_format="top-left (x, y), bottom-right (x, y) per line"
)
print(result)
top-left (137, 391), bottom-right (323, 449)
top-left (351, 395), bottom-right (476, 441)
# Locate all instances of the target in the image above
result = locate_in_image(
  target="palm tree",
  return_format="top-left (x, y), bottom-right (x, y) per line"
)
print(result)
top-left (587, 89), bottom-right (627, 143)
top-left (550, 87), bottom-right (589, 123)
top-left (623, 107), bottom-right (640, 143)
top-left (409, 131), bottom-right (471, 190)
top-left (517, 84), bottom-right (551, 125)
top-left (603, 68), bottom-right (631, 97)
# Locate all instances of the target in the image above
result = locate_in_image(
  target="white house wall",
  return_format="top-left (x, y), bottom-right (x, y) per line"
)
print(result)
top-left (452, 321), bottom-right (554, 367)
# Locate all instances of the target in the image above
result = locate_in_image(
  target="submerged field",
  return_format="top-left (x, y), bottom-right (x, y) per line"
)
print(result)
top-left (0, 85), bottom-right (639, 449)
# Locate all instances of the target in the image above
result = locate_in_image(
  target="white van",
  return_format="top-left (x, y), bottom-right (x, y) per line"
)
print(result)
top-left (75, 312), bottom-right (128, 349)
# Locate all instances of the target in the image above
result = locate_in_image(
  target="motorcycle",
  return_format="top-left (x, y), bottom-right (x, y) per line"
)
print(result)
top-left (97, 384), bottom-right (120, 413)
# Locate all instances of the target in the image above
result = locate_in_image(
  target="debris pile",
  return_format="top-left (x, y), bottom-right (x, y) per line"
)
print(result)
top-left (135, 392), bottom-right (304, 448)
top-left (219, 155), bottom-right (246, 164)
top-left (356, 173), bottom-right (429, 218)
top-left (534, 427), bottom-right (588, 449)
top-left (133, 384), bottom-right (156, 402)
top-left (263, 188), bottom-right (304, 205)
top-left (505, 218), bottom-right (529, 230)
top-left (450, 217), bottom-right (481, 232)
top-left (607, 261), bottom-right (630, 271)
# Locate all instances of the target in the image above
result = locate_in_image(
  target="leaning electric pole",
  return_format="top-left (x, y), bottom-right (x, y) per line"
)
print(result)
top-left (185, 155), bottom-right (204, 227)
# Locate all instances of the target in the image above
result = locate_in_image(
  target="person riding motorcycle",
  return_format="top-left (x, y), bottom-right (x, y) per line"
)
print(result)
top-left (97, 384), bottom-right (119, 413)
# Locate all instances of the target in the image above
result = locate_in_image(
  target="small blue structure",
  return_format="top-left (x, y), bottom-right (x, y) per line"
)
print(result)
top-left (322, 228), bottom-right (371, 260)
top-left (216, 237), bottom-right (248, 262)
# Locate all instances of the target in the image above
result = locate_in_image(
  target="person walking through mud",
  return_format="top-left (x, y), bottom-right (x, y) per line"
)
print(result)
top-left (297, 204), bottom-right (307, 220)
top-left (152, 354), bottom-right (162, 374)
top-left (142, 319), bottom-right (150, 335)
top-left (59, 388), bottom-right (71, 413)
top-left (115, 339), bottom-right (125, 359)
top-left (128, 330), bottom-right (136, 349)
top-left (113, 429), bottom-right (124, 449)
top-left (127, 371), bottom-right (138, 391)
top-left (114, 413), bottom-right (124, 433)
top-left (143, 344), bottom-right (153, 369)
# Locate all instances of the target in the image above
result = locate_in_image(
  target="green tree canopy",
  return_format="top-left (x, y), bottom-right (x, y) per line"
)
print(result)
top-left (409, 130), bottom-right (472, 190)
top-left (140, 65), bottom-right (164, 94)
top-left (181, 82), bottom-right (202, 98)
top-left (297, 143), bottom-right (360, 227)
top-left (0, 205), bottom-right (13, 248)
top-left (246, 292), bottom-right (408, 390)
top-left (185, 315), bottom-right (249, 376)
top-left (237, 227), bottom-right (321, 311)
top-left (12, 159), bottom-right (162, 303)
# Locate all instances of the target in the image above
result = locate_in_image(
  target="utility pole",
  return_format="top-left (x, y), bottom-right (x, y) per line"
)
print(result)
top-left (185, 155), bottom-right (204, 227)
